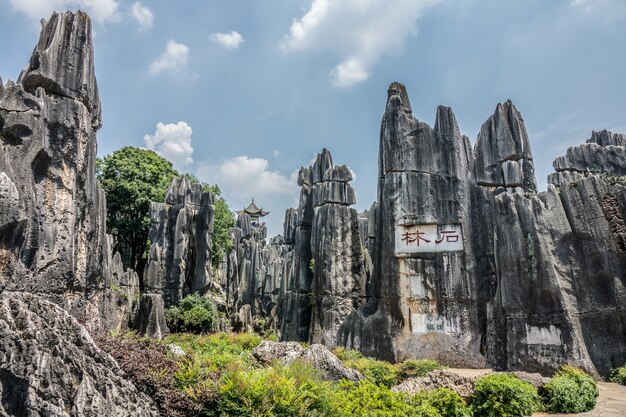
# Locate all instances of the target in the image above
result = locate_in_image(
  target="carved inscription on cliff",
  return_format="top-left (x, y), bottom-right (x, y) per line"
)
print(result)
top-left (395, 224), bottom-right (463, 254)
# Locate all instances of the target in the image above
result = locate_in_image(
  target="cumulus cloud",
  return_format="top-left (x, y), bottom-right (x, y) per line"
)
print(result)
top-left (197, 156), bottom-right (299, 236)
top-left (130, 2), bottom-right (153, 31)
top-left (7, 0), bottom-right (119, 23)
top-left (210, 31), bottom-right (245, 49)
top-left (197, 156), bottom-right (298, 200)
top-left (149, 40), bottom-right (190, 75)
top-left (144, 121), bottom-right (194, 168)
top-left (282, 0), bottom-right (441, 87)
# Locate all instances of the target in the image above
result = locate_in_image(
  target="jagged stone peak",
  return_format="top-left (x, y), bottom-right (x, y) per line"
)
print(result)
top-left (312, 148), bottom-right (334, 183)
top-left (434, 105), bottom-right (461, 138)
top-left (386, 81), bottom-right (412, 114)
top-left (17, 11), bottom-right (101, 128)
top-left (586, 129), bottom-right (626, 147)
top-left (473, 99), bottom-right (537, 191)
top-left (0, 75), bottom-right (4, 99)
top-left (164, 176), bottom-right (213, 207)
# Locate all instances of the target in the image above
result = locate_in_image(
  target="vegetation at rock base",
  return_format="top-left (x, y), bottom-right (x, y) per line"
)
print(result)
top-left (95, 331), bottom-right (604, 417)
top-left (96, 147), bottom-right (180, 275)
top-left (471, 373), bottom-right (539, 417)
top-left (165, 294), bottom-right (218, 334)
top-left (540, 365), bottom-right (598, 413)
top-left (397, 359), bottom-right (446, 381)
top-left (95, 332), bottom-right (218, 416)
top-left (610, 363), bottom-right (626, 385)
top-left (339, 354), bottom-right (445, 388)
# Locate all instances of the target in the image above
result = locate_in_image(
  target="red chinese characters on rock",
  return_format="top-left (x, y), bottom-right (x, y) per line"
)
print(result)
top-left (401, 228), bottom-right (460, 246)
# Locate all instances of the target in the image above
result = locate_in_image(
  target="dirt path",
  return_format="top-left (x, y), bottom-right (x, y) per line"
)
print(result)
top-left (446, 369), bottom-right (626, 417)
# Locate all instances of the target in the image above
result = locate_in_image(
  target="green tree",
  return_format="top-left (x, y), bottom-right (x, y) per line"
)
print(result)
top-left (205, 184), bottom-right (235, 270)
top-left (96, 147), bottom-right (180, 276)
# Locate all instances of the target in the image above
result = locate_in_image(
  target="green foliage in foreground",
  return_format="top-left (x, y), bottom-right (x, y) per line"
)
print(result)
top-left (610, 363), bottom-right (626, 385)
top-left (471, 373), bottom-right (539, 417)
top-left (541, 365), bottom-right (598, 413)
top-left (165, 331), bottom-right (263, 373)
top-left (165, 294), bottom-right (218, 334)
top-left (102, 332), bottom-right (600, 417)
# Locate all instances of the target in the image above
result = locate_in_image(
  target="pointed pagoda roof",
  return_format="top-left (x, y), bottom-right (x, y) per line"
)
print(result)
top-left (236, 198), bottom-right (270, 217)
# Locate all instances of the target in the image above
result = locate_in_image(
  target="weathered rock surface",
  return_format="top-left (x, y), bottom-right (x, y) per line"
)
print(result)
top-left (0, 11), bottom-right (138, 332)
top-left (340, 82), bottom-right (626, 378)
top-left (391, 370), bottom-right (476, 399)
top-left (251, 341), bottom-right (364, 382)
top-left (0, 291), bottom-right (158, 416)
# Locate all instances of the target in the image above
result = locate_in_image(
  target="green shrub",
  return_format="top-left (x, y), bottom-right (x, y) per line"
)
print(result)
top-left (165, 294), bottom-right (217, 333)
top-left (610, 364), bottom-right (626, 385)
top-left (345, 357), bottom-right (399, 388)
top-left (216, 362), bottom-right (333, 417)
top-left (397, 359), bottom-right (444, 382)
top-left (165, 332), bottom-right (262, 372)
top-left (333, 380), bottom-right (440, 417)
top-left (333, 347), bottom-right (365, 361)
top-left (472, 373), bottom-right (539, 417)
top-left (541, 365), bottom-right (598, 413)
top-left (410, 388), bottom-right (472, 417)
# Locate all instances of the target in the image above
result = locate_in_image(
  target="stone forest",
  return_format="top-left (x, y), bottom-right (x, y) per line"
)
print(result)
top-left (1, 11), bottom-right (625, 417)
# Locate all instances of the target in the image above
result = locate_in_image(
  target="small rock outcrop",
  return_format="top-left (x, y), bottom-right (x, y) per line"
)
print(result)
top-left (392, 370), bottom-right (476, 399)
top-left (251, 341), bottom-right (364, 382)
top-left (0, 291), bottom-right (158, 416)
top-left (0, 11), bottom-right (138, 332)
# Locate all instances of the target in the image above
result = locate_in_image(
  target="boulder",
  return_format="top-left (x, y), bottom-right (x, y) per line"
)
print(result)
top-left (392, 370), bottom-right (476, 399)
top-left (251, 341), bottom-right (364, 382)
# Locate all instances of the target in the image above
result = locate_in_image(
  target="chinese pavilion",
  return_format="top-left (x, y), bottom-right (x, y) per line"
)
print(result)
top-left (236, 199), bottom-right (269, 223)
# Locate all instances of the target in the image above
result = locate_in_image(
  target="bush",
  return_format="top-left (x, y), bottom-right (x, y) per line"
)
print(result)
top-left (397, 359), bottom-right (444, 382)
top-left (166, 294), bottom-right (217, 333)
top-left (541, 365), bottom-right (598, 413)
top-left (610, 364), bottom-right (626, 385)
top-left (333, 380), bottom-right (440, 417)
top-left (165, 332), bottom-right (263, 372)
top-left (333, 347), bottom-right (365, 361)
top-left (95, 333), bottom-right (218, 416)
top-left (410, 388), bottom-right (472, 417)
top-left (345, 357), bottom-right (399, 388)
top-left (472, 373), bottom-right (539, 417)
top-left (216, 362), bottom-right (332, 417)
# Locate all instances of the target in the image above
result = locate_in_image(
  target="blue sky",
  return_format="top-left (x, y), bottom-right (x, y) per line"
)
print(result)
top-left (1, 0), bottom-right (625, 236)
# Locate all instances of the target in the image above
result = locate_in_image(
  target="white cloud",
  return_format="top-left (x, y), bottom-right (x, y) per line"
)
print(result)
top-left (282, 0), bottom-right (441, 87)
top-left (197, 156), bottom-right (298, 200)
top-left (273, 150), bottom-right (280, 158)
top-left (570, 0), bottom-right (626, 18)
top-left (144, 121), bottom-right (194, 168)
top-left (149, 40), bottom-right (190, 76)
top-left (130, 2), bottom-right (153, 31)
top-left (7, 0), bottom-right (119, 23)
top-left (210, 31), bottom-right (244, 49)
top-left (197, 156), bottom-right (299, 236)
